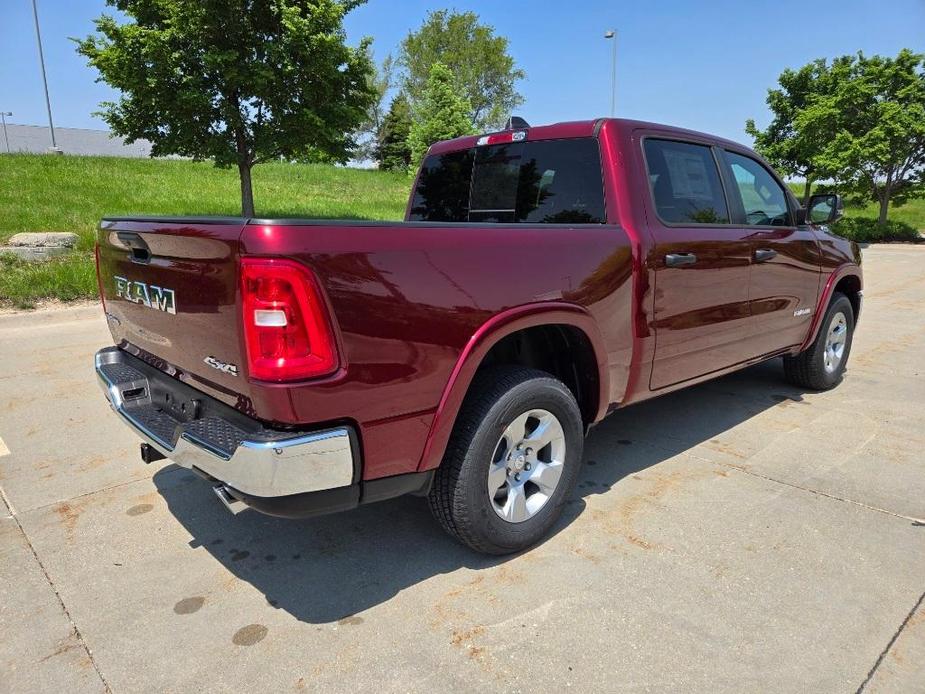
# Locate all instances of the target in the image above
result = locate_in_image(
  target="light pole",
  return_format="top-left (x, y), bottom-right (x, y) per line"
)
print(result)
top-left (604, 30), bottom-right (617, 117)
top-left (31, 0), bottom-right (61, 154)
top-left (0, 112), bottom-right (11, 153)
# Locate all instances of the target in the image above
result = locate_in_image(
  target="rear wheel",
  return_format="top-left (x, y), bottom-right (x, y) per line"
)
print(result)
top-left (428, 366), bottom-right (584, 555)
top-left (783, 292), bottom-right (855, 390)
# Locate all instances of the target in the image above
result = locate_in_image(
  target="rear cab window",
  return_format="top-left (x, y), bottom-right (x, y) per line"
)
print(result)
top-left (408, 138), bottom-right (605, 224)
top-left (408, 150), bottom-right (474, 222)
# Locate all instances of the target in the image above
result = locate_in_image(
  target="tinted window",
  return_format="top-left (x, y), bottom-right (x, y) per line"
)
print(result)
top-left (643, 139), bottom-right (729, 224)
top-left (408, 150), bottom-right (474, 222)
top-left (515, 139), bottom-right (605, 223)
top-left (469, 144), bottom-right (522, 223)
top-left (724, 151), bottom-right (790, 226)
top-left (408, 138), bottom-right (606, 224)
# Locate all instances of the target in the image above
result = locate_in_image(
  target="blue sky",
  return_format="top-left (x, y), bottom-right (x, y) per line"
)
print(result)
top-left (1, 0), bottom-right (922, 144)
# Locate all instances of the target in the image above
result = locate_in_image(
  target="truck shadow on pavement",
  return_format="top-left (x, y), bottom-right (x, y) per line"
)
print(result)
top-left (153, 359), bottom-right (808, 624)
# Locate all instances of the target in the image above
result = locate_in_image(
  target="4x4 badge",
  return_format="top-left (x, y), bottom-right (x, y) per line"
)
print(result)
top-left (204, 356), bottom-right (239, 376)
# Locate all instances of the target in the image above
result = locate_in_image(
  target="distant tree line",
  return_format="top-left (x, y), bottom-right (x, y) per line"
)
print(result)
top-left (747, 49), bottom-right (925, 226)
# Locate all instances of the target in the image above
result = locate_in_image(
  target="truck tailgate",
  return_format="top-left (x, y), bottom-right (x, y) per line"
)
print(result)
top-left (96, 218), bottom-right (252, 412)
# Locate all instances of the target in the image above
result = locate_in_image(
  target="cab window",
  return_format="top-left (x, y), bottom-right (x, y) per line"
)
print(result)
top-left (407, 150), bottom-right (474, 222)
top-left (724, 151), bottom-right (791, 226)
top-left (408, 138), bottom-right (606, 224)
top-left (642, 139), bottom-right (729, 225)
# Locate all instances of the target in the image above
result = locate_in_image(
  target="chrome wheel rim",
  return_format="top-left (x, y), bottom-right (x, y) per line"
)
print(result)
top-left (823, 311), bottom-right (848, 374)
top-left (487, 409), bottom-right (566, 524)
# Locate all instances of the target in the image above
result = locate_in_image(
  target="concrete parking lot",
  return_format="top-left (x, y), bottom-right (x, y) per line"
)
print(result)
top-left (1, 244), bottom-right (923, 693)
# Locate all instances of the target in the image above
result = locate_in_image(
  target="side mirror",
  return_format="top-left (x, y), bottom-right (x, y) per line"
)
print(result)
top-left (807, 193), bottom-right (844, 225)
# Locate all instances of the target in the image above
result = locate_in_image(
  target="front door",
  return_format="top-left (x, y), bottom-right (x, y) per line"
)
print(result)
top-left (642, 137), bottom-right (754, 390)
top-left (719, 149), bottom-right (822, 352)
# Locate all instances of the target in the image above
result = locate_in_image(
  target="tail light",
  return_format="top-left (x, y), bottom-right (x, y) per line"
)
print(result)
top-left (240, 258), bottom-right (339, 382)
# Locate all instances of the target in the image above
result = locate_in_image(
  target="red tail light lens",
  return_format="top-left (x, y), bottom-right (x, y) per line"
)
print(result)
top-left (240, 258), bottom-right (339, 382)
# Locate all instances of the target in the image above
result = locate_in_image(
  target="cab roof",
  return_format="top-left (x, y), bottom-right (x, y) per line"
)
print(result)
top-left (427, 117), bottom-right (749, 156)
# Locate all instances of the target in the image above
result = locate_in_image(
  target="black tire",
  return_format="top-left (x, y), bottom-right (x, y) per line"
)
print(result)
top-left (783, 292), bottom-right (855, 390)
top-left (428, 366), bottom-right (584, 555)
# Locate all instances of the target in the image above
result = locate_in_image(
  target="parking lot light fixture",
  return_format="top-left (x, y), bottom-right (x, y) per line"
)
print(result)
top-left (0, 112), bottom-right (11, 153)
top-left (31, 0), bottom-right (61, 154)
top-left (604, 30), bottom-right (617, 117)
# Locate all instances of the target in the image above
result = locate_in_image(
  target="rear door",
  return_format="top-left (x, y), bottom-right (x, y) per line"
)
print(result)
top-left (641, 137), bottom-right (754, 390)
top-left (97, 218), bottom-right (251, 406)
top-left (718, 149), bottom-right (821, 352)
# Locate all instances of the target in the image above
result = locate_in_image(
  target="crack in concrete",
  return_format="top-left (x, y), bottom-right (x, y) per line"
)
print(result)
top-left (20, 463), bottom-right (187, 517)
top-left (5, 503), bottom-right (113, 693)
top-left (855, 590), bottom-right (925, 693)
top-left (714, 462), bottom-right (925, 524)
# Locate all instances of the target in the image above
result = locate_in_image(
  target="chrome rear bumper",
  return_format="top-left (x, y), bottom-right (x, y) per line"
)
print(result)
top-left (95, 347), bottom-right (357, 501)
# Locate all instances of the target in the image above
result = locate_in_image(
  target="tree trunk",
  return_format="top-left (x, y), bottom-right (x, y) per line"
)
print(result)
top-left (238, 161), bottom-right (255, 218)
top-left (877, 172), bottom-right (894, 227)
top-left (802, 178), bottom-right (814, 207)
top-left (878, 193), bottom-right (889, 227)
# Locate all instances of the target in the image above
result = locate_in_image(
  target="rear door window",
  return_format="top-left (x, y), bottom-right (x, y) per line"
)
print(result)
top-left (408, 138), bottom-right (605, 224)
top-left (643, 139), bottom-right (729, 225)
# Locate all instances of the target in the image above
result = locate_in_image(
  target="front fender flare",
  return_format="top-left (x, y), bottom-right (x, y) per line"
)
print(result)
top-left (799, 263), bottom-right (862, 352)
top-left (416, 302), bottom-right (609, 473)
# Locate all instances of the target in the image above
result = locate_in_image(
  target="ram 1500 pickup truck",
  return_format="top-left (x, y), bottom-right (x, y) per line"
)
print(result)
top-left (94, 118), bottom-right (862, 554)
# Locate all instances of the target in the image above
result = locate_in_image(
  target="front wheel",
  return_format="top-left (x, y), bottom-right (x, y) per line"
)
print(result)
top-left (428, 366), bottom-right (585, 555)
top-left (783, 292), bottom-right (855, 390)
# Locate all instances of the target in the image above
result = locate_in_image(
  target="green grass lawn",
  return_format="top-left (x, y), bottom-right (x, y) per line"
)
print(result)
top-left (787, 182), bottom-right (925, 237)
top-left (0, 154), bottom-right (410, 308)
top-left (846, 198), bottom-right (925, 231)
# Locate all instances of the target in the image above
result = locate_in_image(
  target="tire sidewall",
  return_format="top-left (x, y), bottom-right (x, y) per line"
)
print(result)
top-left (458, 377), bottom-right (584, 551)
top-left (814, 294), bottom-right (855, 387)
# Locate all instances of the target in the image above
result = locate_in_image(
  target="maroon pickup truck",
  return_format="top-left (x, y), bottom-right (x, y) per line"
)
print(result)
top-left (94, 118), bottom-right (862, 554)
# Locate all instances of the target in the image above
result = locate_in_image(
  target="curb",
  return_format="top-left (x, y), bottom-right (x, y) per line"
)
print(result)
top-left (0, 302), bottom-right (102, 329)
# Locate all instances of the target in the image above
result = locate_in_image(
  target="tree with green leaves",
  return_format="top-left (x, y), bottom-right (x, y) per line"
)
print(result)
top-left (354, 53), bottom-right (395, 162)
top-left (407, 62), bottom-right (474, 167)
top-left (77, 0), bottom-right (375, 216)
top-left (798, 50), bottom-right (925, 226)
top-left (746, 58), bottom-right (842, 205)
top-left (376, 93), bottom-right (412, 171)
top-left (399, 10), bottom-right (524, 130)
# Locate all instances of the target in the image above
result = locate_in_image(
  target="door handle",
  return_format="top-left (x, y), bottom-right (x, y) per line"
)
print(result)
top-left (665, 252), bottom-right (697, 267)
top-left (755, 248), bottom-right (777, 262)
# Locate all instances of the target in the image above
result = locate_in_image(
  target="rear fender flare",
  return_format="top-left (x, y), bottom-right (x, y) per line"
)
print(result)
top-left (799, 264), bottom-right (862, 352)
top-left (416, 302), bottom-right (609, 472)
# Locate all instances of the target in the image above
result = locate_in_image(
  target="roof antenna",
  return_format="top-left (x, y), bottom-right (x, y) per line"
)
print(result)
top-left (504, 116), bottom-right (529, 130)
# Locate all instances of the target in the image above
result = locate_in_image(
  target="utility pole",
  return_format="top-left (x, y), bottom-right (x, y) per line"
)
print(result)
top-left (604, 30), bottom-right (617, 117)
top-left (0, 112), bottom-right (11, 153)
top-left (31, 0), bottom-right (61, 154)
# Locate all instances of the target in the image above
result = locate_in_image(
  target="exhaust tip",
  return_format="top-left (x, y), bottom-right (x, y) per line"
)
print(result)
top-left (213, 484), bottom-right (248, 515)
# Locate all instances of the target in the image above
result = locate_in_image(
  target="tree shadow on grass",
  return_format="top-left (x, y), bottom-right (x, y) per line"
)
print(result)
top-left (154, 359), bottom-right (808, 624)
